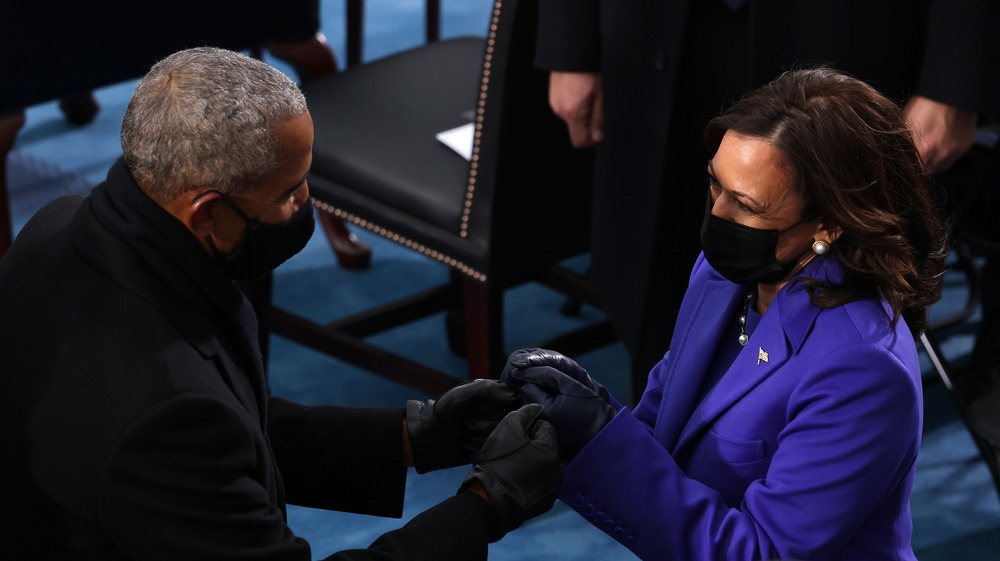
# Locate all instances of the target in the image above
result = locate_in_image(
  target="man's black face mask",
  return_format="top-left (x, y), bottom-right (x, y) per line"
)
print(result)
top-left (201, 190), bottom-right (315, 282)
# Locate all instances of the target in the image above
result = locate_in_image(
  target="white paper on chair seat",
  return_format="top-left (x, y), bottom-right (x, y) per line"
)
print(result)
top-left (435, 123), bottom-right (475, 161)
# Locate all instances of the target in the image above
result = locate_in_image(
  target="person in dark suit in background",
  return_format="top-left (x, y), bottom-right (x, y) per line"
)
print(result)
top-left (535, 0), bottom-right (1000, 400)
top-left (0, 47), bottom-right (562, 560)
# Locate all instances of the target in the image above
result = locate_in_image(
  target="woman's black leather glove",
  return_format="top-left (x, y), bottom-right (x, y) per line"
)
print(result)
top-left (406, 379), bottom-right (520, 473)
top-left (502, 348), bottom-right (623, 409)
top-left (501, 349), bottom-right (620, 461)
top-left (459, 403), bottom-right (563, 542)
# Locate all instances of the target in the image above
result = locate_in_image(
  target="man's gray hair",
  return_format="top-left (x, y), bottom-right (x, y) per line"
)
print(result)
top-left (121, 47), bottom-right (308, 204)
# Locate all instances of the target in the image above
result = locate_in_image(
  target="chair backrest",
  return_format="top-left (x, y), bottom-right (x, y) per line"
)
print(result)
top-left (463, 0), bottom-right (594, 284)
top-left (305, 0), bottom-right (594, 285)
top-left (345, 0), bottom-right (442, 67)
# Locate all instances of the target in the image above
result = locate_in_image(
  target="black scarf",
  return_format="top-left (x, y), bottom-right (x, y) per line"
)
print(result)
top-left (86, 158), bottom-right (267, 395)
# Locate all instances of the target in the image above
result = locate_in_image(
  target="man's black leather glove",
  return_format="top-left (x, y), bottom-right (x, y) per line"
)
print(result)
top-left (459, 403), bottom-right (563, 542)
top-left (502, 348), bottom-right (623, 410)
top-left (406, 379), bottom-right (520, 473)
top-left (502, 361), bottom-right (619, 461)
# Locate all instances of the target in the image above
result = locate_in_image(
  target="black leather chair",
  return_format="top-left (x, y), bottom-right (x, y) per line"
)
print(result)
top-left (254, 0), bottom-right (614, 396)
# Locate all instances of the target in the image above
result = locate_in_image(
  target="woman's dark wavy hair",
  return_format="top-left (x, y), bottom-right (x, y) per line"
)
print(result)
top-left (704, 66), bottom-right (947, 335)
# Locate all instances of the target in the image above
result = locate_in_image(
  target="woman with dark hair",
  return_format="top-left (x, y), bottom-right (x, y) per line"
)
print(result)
top-left (501, 67), bottom-right (947, 561)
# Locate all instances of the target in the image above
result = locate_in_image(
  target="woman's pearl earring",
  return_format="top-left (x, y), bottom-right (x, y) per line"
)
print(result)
top-left (812, 240), bottom-right (830, 255)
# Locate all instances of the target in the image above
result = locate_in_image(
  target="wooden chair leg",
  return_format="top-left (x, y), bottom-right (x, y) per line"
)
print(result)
top-left (346, 0), bottom-right (364, 67)
top-left (268, 32), bottom-right (339, 80)
top-left (58, 91), bottom-right (100, 126)
top-left (462, 277), bottom-right (504, 380)
top-left (317, 212), bottom-right (372, 270)
top-left (0, 111), bottom-right (27, 261)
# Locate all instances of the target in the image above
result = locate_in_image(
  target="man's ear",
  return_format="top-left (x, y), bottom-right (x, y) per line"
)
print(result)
top-left (170, 189), bottom-right (221, 238)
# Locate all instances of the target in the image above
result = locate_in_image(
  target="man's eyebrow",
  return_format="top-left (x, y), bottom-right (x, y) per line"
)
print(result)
top-left (281, 171), bottom-right (309, 199)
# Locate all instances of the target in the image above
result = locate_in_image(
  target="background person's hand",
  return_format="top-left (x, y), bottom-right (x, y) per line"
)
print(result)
top-left (406, 379), bottom-right (520, 473)
top-left (548, 71), bottom-right (604, 148)
top-left (903, 95), bottom-right (978, 172)
top-left (459, 403), bottom-right (563, 542)
top-left (502, 364), bottom-right (618, 461)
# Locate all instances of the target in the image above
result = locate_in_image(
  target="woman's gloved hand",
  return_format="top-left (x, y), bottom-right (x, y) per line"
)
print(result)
top-left (406, 379), bottom-right (520, 473)
top-left (459, 403), bottom-right (563, 542)
top-left (502, 348), bottom-right (623, 410)
top-left (501, 350), bottom-right (620, 461)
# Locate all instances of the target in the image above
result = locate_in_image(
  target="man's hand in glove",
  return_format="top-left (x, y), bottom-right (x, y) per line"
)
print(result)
top-left (502, 353), bottom-right (620, 461)
top-left (406, 379), bottom-right (520, 473)
top-left (459, 403), bottom-right (563, 542)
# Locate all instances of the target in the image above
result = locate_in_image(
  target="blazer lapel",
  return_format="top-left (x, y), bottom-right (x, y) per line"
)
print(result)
top-left (674, 302), bottom-right (791, 452)
top-left (655, 274), bottom-right (743, 450)
top-left (673, 275), bottom-right (824, 454)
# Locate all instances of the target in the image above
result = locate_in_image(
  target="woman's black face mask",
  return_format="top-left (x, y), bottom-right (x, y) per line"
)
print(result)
top-left (202, 190), bottom-right (315, 282)
top-left (699, 193), bottom-right (815, 285)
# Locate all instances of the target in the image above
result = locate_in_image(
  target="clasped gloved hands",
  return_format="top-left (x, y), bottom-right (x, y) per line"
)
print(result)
top-left (459, 403), bottom-right (563, 542)
top-left (501, 348), bottom-right (621, 461)
top-left (406, 379), bottom-right (521, 473)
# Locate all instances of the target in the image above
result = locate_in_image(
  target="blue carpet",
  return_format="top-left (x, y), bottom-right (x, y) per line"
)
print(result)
top-left (6, 0), bottom-right (999, 558)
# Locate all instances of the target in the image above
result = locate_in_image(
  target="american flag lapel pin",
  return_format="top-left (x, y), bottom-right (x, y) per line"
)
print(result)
top-left (757, 347), bottom-right (769, 365)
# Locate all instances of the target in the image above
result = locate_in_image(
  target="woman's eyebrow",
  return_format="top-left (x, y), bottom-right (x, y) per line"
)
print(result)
top-left (707, 160), bottom-right (765, 210)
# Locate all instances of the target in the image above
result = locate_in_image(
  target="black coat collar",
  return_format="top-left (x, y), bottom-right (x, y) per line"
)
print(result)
top-left (70, 158), bottom-right (268, 413)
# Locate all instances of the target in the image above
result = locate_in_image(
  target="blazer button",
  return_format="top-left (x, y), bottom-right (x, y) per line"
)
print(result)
top-left (593, 511), bottom-right (606, 524)
top-left (625, 535), bottom-right (637, 548)
top-left (572, 495), bottom-right (586, 508)
top-left (582, 504), bottom-right (596, 517)
top-left (613, 527), bottom-right (627, 541)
